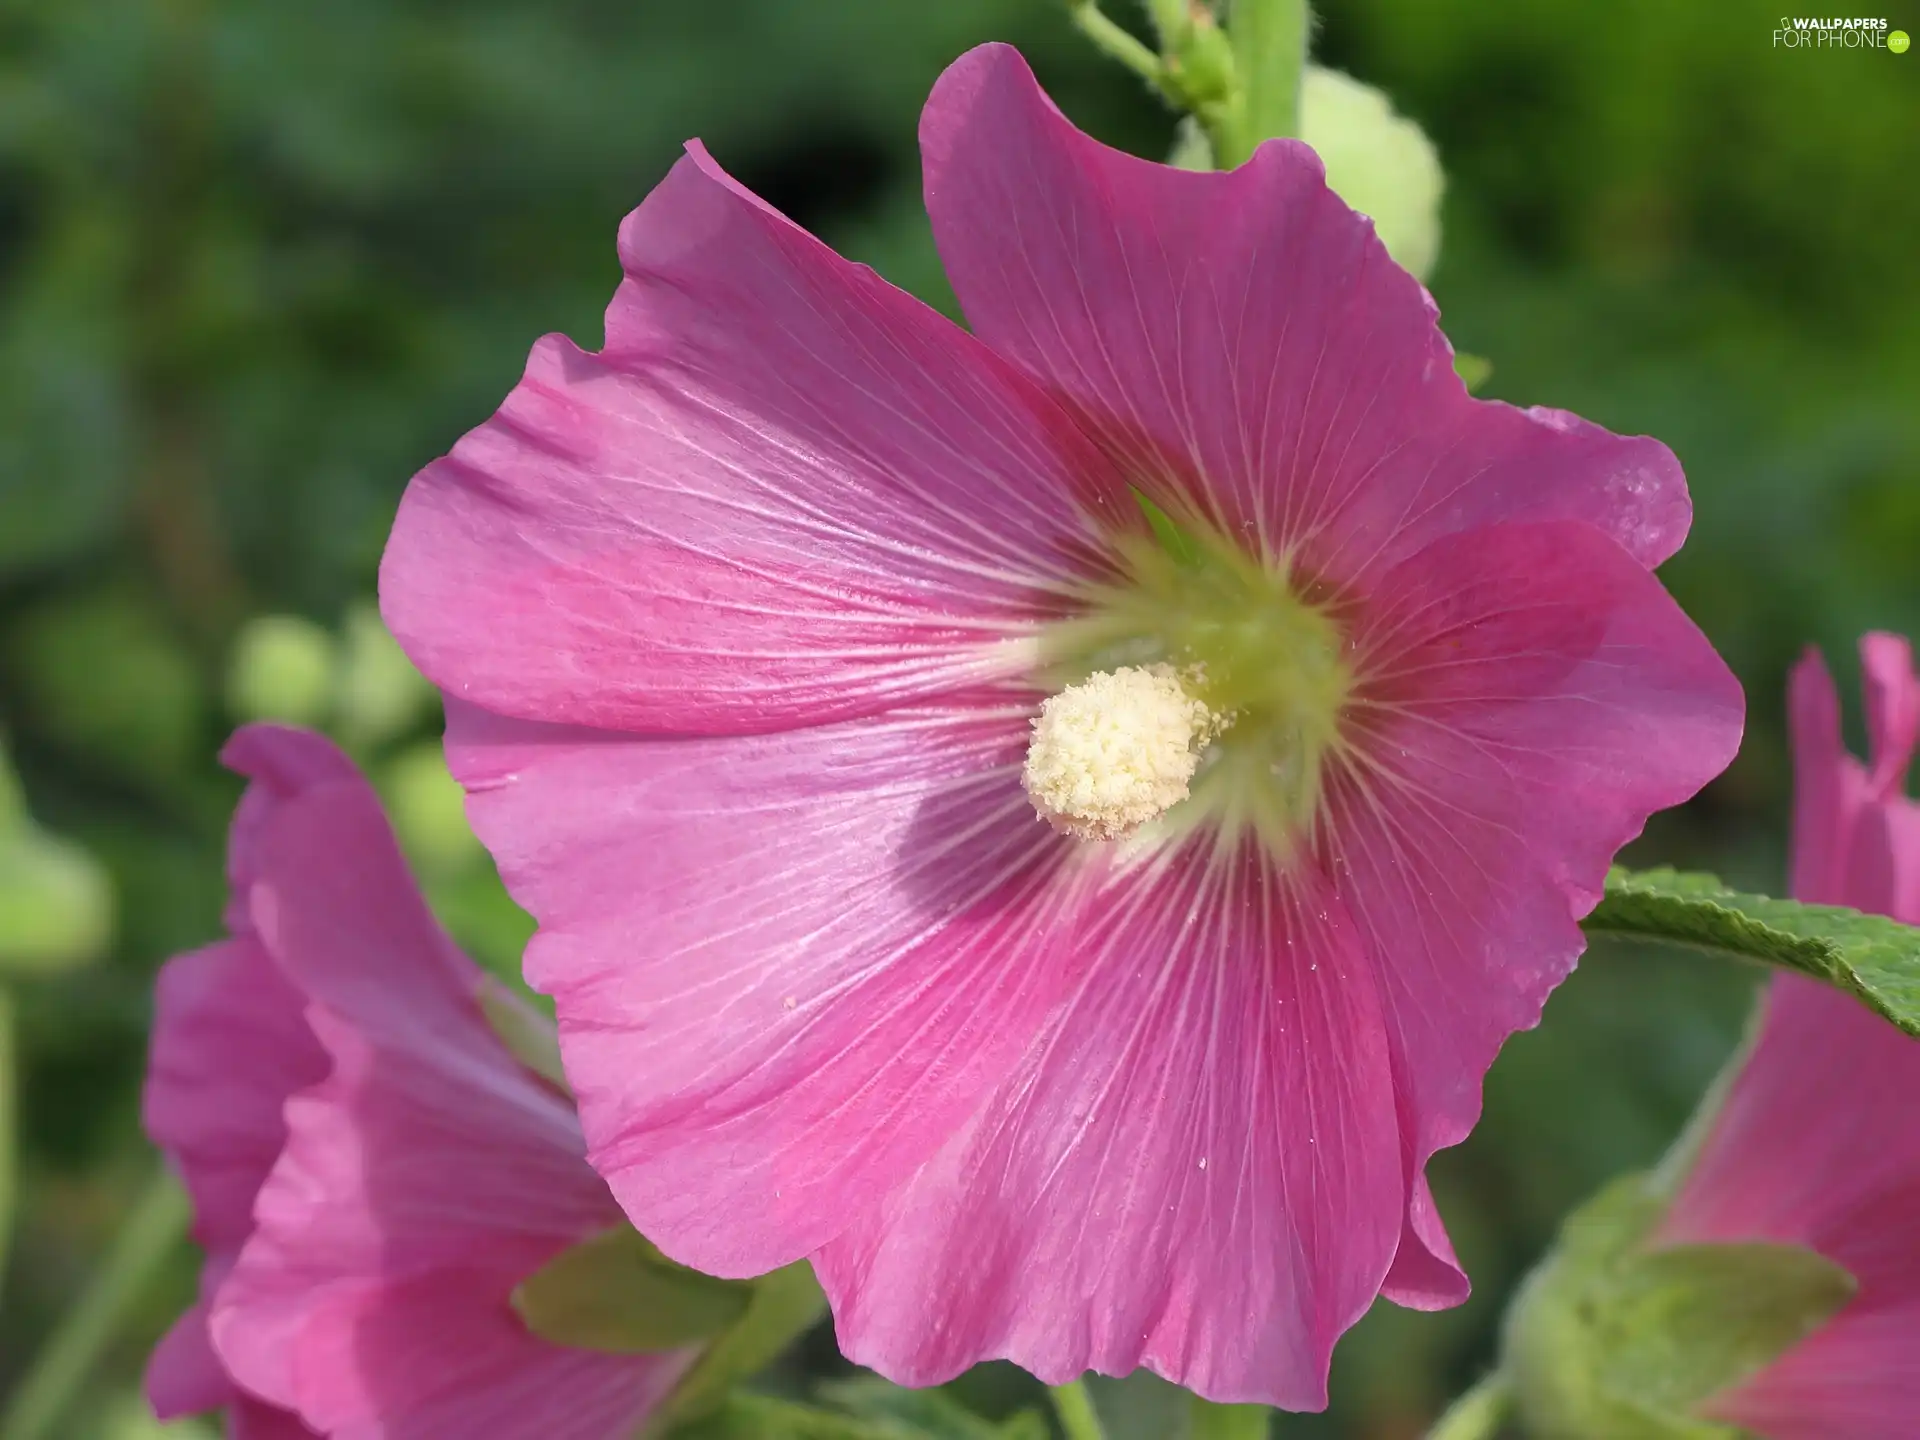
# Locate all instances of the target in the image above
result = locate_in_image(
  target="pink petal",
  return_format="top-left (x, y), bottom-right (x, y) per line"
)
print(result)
top-left (1379, 1176), bottom-right (1469, 1311)
top-left (1704, 1181), bottom-right (1920, 1440)
top-left (443, 695), bottom-right (1093, 1278)
top-left (1662, 978), bottom-right (1920, 1440)
top-left (918, 45), bottom-right (1690, 587)
top-left (1334, 520), bottom-right (1741, 1285)
top-left (228, 1263), bottom-right (685, 1440)
top-left (380, 141), bottom-right (1127, 738)
top-left (1858, 632), bottom-right (1920, 797)
top-left (209, 747), bottom-right (657, 1434)
top-left (221, 724), bottom-right (362, 931)
top-left (1859, 794), bottom-right (1920, 926)
top-left (143, 937), bottom-right (327, 1256)
top-left (145, 1300), bottom-right (234, 1421)
top-left (813, 844), bottom-right (1401, 1409)
top-left (231, 1397), bottom-right (324, 1440)
top-left (147, 1286), bottom-right (320, 1437)
top-left (1659, 976), bottom-right (1920, 1259)
top-left (1787, 647), bottom-right (1871, 906)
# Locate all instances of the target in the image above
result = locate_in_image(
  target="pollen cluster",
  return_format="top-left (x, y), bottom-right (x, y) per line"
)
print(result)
top-left (1022, 664), bottom-right (1221, 842)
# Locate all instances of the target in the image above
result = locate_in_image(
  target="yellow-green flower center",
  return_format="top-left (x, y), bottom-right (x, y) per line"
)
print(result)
top-left (1033, 518), bottom-right (1353, 853)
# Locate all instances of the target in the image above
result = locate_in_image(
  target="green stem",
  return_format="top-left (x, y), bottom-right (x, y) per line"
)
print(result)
top-left (0, 1166), bottom-right (190, 1440)
top-left (1425, 1374), bottom-right (1512, 1440)
top-left (1068, 1), bottom-right (1176, 99)
top-left (1142, 0), bottom-right (1191, 49)
top-left (0, 988), bottom-right (14, 1299)
top-left (1224, 0), bottom-right (1312, 159)
top-left (1048, 1380), bottom-right (1108, 1440)
top-left (1189, 1396), bottom-right (1271, 1438)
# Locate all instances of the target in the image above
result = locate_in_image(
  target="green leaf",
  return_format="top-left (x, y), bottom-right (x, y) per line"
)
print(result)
top-left (649, 1259), bottom-right (828, 1432)
top-left (512, 1226), bottom-right (753, 1353)
top-left (1452, 352), bottom-right (1493, 393)
top-left (821, 1378), bottom-right (1045, 1440)
top-left (1586, 867), bottom-right (1920, 1038)
top-left (1597, 1242), bottom-right (1855, 1413)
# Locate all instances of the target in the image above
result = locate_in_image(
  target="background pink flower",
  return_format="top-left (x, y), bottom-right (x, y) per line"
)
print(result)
top-left (145, 724), bottom-right (692, 1438)
top-left (380, 43), bottom-right (1741, 1407)
top-left (1655, 635), bottom-right (1920, 1439)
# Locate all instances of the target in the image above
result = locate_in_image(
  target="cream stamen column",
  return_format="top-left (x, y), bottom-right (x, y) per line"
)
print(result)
top-left (1022, 664), bottom-right (1221, 842)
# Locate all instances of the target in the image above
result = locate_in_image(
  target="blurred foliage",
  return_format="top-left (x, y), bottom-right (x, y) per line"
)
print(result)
top-left (0, 0), bottom-right (1916, 1433)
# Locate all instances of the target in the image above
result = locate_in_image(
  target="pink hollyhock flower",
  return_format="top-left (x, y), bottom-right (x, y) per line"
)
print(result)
top-left (377, 42), bottom-right (1742, 1407)
top-left (144, 724), bottom-right (693, 1438)
top-left (1653, 635), bottom-right (1920, 1438)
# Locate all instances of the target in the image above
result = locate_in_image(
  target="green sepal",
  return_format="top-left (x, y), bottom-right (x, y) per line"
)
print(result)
top-left (820, 1378), bottom-right (1049, 1439)
top-left (1452, 352), bottom-right (1493, 393)
top-left (1131, 488), bottom-right (1202, 567)
top-left (1587, 867), bottom-right (1920, 1038)
top-left (648, 1259), bottom-right (828, 1432)
top-left (512, 1226), bottom-right (754, 1353)
top-left (1502, 1174), bottom-right (1853, 1440)
top-left (1597, 1242), bottom-right (1855, 1414)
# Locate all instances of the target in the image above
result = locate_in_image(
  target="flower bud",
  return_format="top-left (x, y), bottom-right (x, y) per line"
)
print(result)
top-left (381, 740), bottom-right (481, 878)
top-left (225, 614), bottom-right (338, 726)
top-left (336, 602), bottom-right (434, 748)
top-left (1301, 66), bottom-right (1444, 280)
top-left (0, 824), bottom-right (114, 976)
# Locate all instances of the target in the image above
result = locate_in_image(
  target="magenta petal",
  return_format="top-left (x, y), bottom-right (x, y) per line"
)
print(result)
top-left (219, 724), bottom-right (362, 930)
top-left (918, 45), bottom-right (1691, 584)
top-left (144, 938), bottom-right (328, 1257)
top-left (1660, 975), bottom-right (1919, 1260)
top-left (223, 1262), bottom-right (682, 1440)
top-left (1378, 1177), bottom-right (1469, 1311)
top-left (1787, 647), bottom-right (1870, 906)
top-left (1662, 978), bottom-right (1920, 1440)
top-left (145, 1301), bottom-right (235, 1420)
top-left (1858, 632), bottom-right (1919, 797)
top-left (381, 141), bottom-right (1124, 737)
top-left (813, 845), bottom-right (1401, 1409)
top-left (211, 770), bottom-right (674, 1435)
top-left (231, 1401), bottom-right (325, 1440)
top-left (444, 696), bottom-right (1091, 1277)
top-left (1334, 521), bottom-right (1739, 1279)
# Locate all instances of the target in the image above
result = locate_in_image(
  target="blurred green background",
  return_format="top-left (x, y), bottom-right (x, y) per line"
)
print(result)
top-left (1, 0), bottom-right (1916, 1434)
